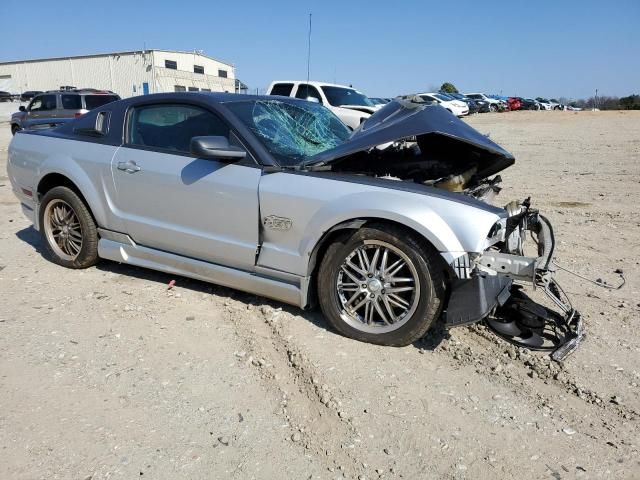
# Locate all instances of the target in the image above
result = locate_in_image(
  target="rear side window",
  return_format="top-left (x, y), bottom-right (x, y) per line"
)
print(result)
top-left (269, 83), bottom-right (294, 97)
top-left (127, 104), bottom-right (230, 154)
top-left (295, 84), bottom-right (322, 103)
top-left (84, 95), bottom-right (119, 110)
top-left (61, 94), bottom-right (82, 110)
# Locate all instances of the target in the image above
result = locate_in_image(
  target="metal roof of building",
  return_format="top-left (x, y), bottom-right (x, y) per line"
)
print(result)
top-left (0, 49), bottom-right (234, 68)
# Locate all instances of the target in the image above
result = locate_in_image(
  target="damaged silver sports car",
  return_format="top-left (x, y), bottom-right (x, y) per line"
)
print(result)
top-left (7, 93), bottom-right (582, 359)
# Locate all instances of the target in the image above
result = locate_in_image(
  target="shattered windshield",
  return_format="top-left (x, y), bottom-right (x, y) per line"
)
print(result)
top-left (225, 99), bottom-right (350, 166)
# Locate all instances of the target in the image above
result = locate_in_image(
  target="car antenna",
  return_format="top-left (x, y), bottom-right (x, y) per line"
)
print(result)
top-left (306, 13), bottom-right (312, 84)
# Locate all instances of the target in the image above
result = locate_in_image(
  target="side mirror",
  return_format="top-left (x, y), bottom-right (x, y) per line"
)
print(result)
top-left (306, 97), bottom-right (320, 103)
top-left (19, 106), bottom-right (26, 112)
top-left (190, 136), bottom-right (246, 161)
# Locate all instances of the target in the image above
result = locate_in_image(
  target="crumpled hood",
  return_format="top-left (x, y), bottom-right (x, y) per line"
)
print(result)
top-left (304, 97), bottom-right (515, 177)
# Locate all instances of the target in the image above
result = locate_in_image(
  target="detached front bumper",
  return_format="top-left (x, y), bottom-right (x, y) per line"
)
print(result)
top-left (444, 204), bottom-right (584, 361)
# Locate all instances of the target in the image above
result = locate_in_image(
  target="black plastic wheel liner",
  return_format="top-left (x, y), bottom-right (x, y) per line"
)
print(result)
top-left (445, 275), bottom-right (512, 328)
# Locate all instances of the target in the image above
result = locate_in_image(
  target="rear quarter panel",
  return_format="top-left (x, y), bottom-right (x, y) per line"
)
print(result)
top-left (7, 132), bottom-right (122, 231)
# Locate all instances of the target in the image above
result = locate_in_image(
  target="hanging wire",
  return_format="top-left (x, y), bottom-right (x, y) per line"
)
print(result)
top-left (553, 260), bottom-right (625, 290)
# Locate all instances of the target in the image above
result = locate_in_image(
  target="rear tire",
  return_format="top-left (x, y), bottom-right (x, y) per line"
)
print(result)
top-left (39, 186), bottom-right (99, 269)
top-left (11, 124), bottom-right (20, 135)
top-left (317, 224), bottom-right (445, 346)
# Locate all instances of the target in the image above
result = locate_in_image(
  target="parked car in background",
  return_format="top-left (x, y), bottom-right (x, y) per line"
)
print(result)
top-left (20, 91), bottom-right (43, 102)
top-left (507, 97), bottom-right (522, 111)
top-left (6, 92), bottom-right (581, 354)
top-left (518, 98), bottom-right (540, 110)
top-left (10, 89), bottom-right (120, 135)
top-left (549, 99), bottom-right (565, 110)
top-left (418, 92), bottom-right (469, 117)
top-left (465, 93), bottom-right (503, 112)
top-left (536, 98), bottom-right (553, 110)
top-left (0, 91), bottom-right (14, 102)
top-left (266, 80), bottom-right (379, 130)
top-left (442, 92), bottom-right (481, 114)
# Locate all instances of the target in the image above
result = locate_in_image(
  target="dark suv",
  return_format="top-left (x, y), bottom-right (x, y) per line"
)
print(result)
top-left (11, 89), bottom-right (120, 135)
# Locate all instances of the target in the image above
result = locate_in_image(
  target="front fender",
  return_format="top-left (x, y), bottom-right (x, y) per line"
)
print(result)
top-left (257, 172), bottom-right (504, 278)
top-left (299, 189), bottom-right (502, 273)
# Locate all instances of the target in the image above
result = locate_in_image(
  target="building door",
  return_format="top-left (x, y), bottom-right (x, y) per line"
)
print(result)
top-left (0, 75), bottom-right (12, 92)
top-left (142, 82), bottom-right (149, 95)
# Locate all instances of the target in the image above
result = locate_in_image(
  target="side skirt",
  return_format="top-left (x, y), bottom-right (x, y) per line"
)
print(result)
top-left (97, 236), bottom-right (306, 308)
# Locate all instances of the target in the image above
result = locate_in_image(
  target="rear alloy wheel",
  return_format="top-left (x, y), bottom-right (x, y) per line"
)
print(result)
top-left (39, 186), bottom-right (99, 268)
top-left (318, 225), bottom-right (445, 346)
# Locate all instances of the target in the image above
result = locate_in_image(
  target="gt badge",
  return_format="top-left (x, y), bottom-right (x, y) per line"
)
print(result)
top-left (263, 215), bottom-right (292, 231)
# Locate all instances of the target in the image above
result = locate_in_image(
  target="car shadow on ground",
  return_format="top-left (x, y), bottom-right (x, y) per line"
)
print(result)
top-left (16, 225), bottom-right (448, 351)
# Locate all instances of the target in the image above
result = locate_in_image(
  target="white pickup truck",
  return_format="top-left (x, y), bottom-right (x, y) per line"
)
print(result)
top-left (266, 81), bottom-right (379, 130)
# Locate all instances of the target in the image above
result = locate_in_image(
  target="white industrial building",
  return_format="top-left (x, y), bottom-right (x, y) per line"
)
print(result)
top-left (0, 49), bottom-right (247, 98)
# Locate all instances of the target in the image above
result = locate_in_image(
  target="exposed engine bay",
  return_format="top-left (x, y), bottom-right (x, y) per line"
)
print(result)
top-left (323, 134), bottom-right (507, 203)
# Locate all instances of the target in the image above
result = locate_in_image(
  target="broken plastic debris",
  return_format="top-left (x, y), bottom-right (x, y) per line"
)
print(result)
top-left (168, 279), bottom-right (176, 290)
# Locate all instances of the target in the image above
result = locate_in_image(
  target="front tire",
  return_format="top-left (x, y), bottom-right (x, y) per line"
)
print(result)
top-left (39, 186), bottom-right (99, 268)
top-left (317, 224), bottom-right (445, 346)
top-left (489, 104), bottom-right (498, 112)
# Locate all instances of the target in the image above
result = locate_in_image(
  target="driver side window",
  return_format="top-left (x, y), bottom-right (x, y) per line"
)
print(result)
top-left (28, 97), bottom-right (43, 111)
top-left (29, 94), bottom-right (57, 112)
top-left (127, 104), bottom-right (230, 154)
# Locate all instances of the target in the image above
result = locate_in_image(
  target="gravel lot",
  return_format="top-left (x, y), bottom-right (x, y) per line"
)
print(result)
top-left (1, 110), bottom-right (639, 479)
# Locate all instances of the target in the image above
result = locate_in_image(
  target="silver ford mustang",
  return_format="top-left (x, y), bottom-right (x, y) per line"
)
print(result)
top-left (7, 93), bottom-right (581, 357)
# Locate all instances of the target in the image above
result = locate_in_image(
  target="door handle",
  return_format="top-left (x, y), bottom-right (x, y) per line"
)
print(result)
top-left (117, 161), bottom-right (141, 173)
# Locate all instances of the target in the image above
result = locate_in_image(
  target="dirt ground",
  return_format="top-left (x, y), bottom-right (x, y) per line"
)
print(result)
top-left (0, 110), bottom-right (638, 480)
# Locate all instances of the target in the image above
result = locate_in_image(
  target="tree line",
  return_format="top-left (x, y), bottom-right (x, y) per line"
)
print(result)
top-left (559, 94), bottom-right (640, 110)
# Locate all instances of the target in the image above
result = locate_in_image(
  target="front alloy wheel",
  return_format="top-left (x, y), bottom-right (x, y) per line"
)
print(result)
top-left (318, 224), bottom-right (445, 346)
top-left (336, 240), bottom-right (420, 334)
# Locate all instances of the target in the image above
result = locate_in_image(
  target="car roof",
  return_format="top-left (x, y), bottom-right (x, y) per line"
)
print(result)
top-left (106, 91), bottom-right (327, 109)
top-left (43, 89), bottom-right (118, 95)
top-left (419, 92), bottom-right (450, 98)
top-left (270, 80), bottom-right (357, 90)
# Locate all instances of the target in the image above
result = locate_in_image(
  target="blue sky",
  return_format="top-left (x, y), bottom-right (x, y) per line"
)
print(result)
top-left (2, 0), bottom-right (638, 99)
